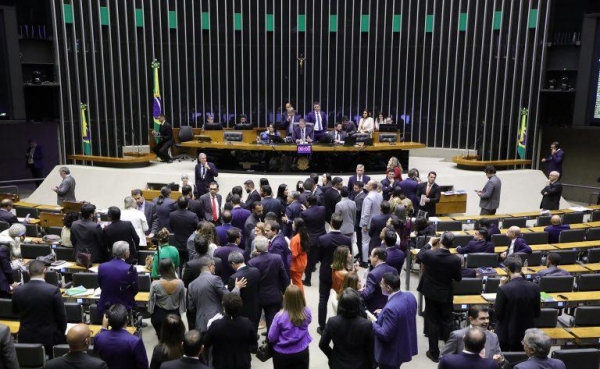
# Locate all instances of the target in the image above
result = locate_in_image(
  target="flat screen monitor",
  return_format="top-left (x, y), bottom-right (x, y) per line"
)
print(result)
top-left (223, 131), bottom-right (243, 142)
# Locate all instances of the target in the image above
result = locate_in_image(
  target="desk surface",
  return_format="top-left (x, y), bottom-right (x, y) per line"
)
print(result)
top-left (541, 327), bottom-right (575, 340)
top-left (568, 327), bottom-right (600, 339)
top-left (548, 292), bottom-right (600, 302)
top-left (0, 320), bottom-right (136, 336)
top-left (528, 264), bottom-right (590, 274)
top-left (552, 241), bottom-right (600, 250)
top-left (583, 263), bottom-right (600, 272)
top-left (180, 141), bottom-right (426, 152)
top-left (451, 214), bottom-right (512, 222)
top-left (62, 290), bottom-right (150, 303)
top-left (453, 295), bottom-right (487, 305)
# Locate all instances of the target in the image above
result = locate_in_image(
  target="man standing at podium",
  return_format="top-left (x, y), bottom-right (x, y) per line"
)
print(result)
top-left (305, 101), bottom-right (327, 140)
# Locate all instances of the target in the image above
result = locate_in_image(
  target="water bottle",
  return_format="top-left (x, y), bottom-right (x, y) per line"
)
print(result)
top-left (523, 258), bottom-right (529, 269)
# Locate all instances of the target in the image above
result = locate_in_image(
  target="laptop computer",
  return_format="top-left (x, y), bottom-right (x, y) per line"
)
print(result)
top-left (343, 136), bottom-right (357, 146)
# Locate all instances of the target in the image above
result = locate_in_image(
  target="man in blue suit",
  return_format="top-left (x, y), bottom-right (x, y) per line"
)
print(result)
top-left (231, 195), bottom-right (251, 238)
top-left (215, 210), bottom-right (235, 246)
top-left (360, 247), bottom-right (398, 313)
top-left (194, 152), bottom-right (218, 198)
top-left (97, 241), bottom-right (138, 317)
top-left (301, 194), bottom-right (327, 286)
top-left (368, 201), bottom-right (392, 251)
top-left (213, 228), bottom-right (244, 283)
top-left (25, 139), bottom-right (44, 187)
top-left (369, 272), bottom-right (417, 369)
top-left (456, 229), bottom-right (495, 254)
top-left (438, 327), bottom-right (498, 369)
top-left (515, 329), bottom-right (566, 369)
top-left (284, 191), bottom-right (303, 238)
top-left (292, 119), bottom-right (314, 144)
top-left (544, 215), bottom-right (570, 244)
top-left (500, 226), bottom-right (532, 261)
top-left (305, 101), bottom-right (328, 140)
top-left (169, 196), bottom-right (200, 264)
top-left (348, 164), bottom-right (371, 193)
top-left (541, 141), bottom-right (565, 176)
top-left (264, 221), bottom-right (291, 279)
top-left (317, 214), bottom-right (352, 333)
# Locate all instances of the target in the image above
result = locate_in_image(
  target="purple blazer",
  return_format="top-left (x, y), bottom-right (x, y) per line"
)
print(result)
top-left (360, 263), bottom-right (398, 312)
top-left (268, 233), bottom-right (292, 278)
top-left (438, 351), bottom-right (497, 369)
top-left (305, 111), bottom-right (328, 131)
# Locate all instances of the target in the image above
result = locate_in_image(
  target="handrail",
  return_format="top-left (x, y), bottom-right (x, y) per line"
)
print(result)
top-left (0, 179), bottom-right (44, 185)
top-left (0, 186), bottom-right (19, 195)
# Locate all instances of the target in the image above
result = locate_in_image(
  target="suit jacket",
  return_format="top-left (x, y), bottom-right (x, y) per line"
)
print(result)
top-left (187, 198), bottom-right (204, 221)
top-left (153, 197), bottom-right (176, 232)
top-left (170, 209), bottom-right (199, 250)
top-left (97, 258), bottom-right (139, 316)
top-left (381, 178), bottom-right (401, 201)
top-left (305, 110), bottom-right (328, 131)
top-left (45, 352), bottom-right (108, 369)
top-left (385, 247), bottom-right (406, 275)
top-left (198, 193), bottom-right (223, 223)
top-left (335, 198), bottom-right (356, 235)
top-left (399, 178), bottom-right (420, 211)
top-left (416, 248), bottom-right (462, 303)
top-left (93, 328), bottom-right (148, 369)
top-left (231, 207), bottom-right (251, 236)
top-left (25, 144), bottom-right (43, 169)
top-left (227, 265), bottom-right (261, 323)
top-left (326, 129), bottom-right (348, 143)
top-left (544, 224), bottom-right (570, 244)
top-left (506, 237), bottom-right (532, 255)
top-left (479, 175), bottom-right (502, 211)
top-left (102, 220), bottom-right (140, 262)
top-left (456, 239), bottom-right (495, 254)
top-left (439, 351), bottom-right (498, 369)
top-left (284, 200), bottom-right (304, 238)
top-left (141, 200), bottom-right (159, 235)
top-left (56, 175), bottom-right (76, 205)
top-left (215, 223), bottom-right (233, 247)
top-left (495, 277), bottom-right (540, 346)
top-left (514, 357), bottom-right (566, 369)
top-left (441, 327), bottom-right (502, 359)
top-left (213, 244), bottom-right (242, 283)
top-left (202, 315), bottom-right (256, 369)
top-left (540, 181), bottom-right (563, 210)
top-left (160, 357), bottom-right (210, 369)
top-left (12, 280), bottom-right (67, 349)
top-left (545, 149), bottom-right (565, 174)
top-left (318, 231), bottom-right (351, 283)
top-left (247, 252), bottom-right (289, 306)
top-left (244, 190), bottom-right (262, 210)
top-left (360, 191), bottom-right (383, 228)
top-left (360, 263), bottom-right (398, 312)
top-left (182, 254), bottom-right (222, 288)
top-left (322, 187), bottom-right (341, 222)
top-left (534, 266), bottom-right (571, 284)
top-left (268, 234), bottom-right (292, 279)
top-left (319, 315), bottom-right (375, 369)
top-left (368, 214), bottom-right (390, 249)
top-left (188, 271), bottom-right (233, 332)
top-left (291, 125), bottom-right (314, 142)
top-left (70, 218), bottom-right (106, 263)
top-left (194, 162), bottom-right (218, 197)
top-left (301, 205), bottom-right (327, 250)
top-left (261, 197), bottom-right (284, 223)
top-left (348, 175), bottom-right (371, 193)
top-left (372, 291), bottom-right (418, 366)
top-left (416, 182), bottom-right (441, 216)
top-left (0, 324), bottom-right (17, 369)
top-left (0, 210), bottom-right (18, 226)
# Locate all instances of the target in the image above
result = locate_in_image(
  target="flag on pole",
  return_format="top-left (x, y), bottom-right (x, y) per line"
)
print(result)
top-left (517, 108), bottom-right (529, 159)
top-left (151, 60), bottom-right (162, 144)
top-left (80, 103), bottom-right (91, 155)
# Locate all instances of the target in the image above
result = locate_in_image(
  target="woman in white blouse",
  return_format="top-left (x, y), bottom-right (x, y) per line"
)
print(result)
top-left (357, 110), bottom-right (375, 134)
top-left (121, 196), bottom-right (149, 247)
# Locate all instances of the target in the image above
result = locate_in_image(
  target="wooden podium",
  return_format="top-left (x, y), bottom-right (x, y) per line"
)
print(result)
top-left (437, 193), bottom-right (467, 215)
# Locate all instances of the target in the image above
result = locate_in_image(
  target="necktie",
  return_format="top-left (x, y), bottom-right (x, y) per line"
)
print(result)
top-left (301, 129), bottom-right (305, 141)
top-left (316, 113), bottom-right (322, 131)
top-left (426, 184), bottom-right (431, 196)
top-left (268, 239), bottom-right (272, 250)
top-left (335, 132), bottom-right (339, 141)
top-left (212, 196), bottom-right (218, 221)
top-left (201, 166), bottom-right (206, 178)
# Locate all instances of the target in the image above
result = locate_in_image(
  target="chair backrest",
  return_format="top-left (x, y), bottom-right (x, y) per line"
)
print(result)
top-left (501, 352), bottom-right (529, 367)
top-left (15, 206), bottom-right (38, 219)
top-left (465, 253), bottom-right (498, 268)
top-left (24, 224), bottom-right (39, 237)
top-left (53, 344), bottom-right (97, 359)
top-left (436, 221), bottom-right (463, 232)
top-left (558, 229), bottom-right (586, 243)
top-left (89, 304), bottom-right (103, 325)
top-left (587, 248), bottom-right (600, 263)
top-left (553, 250), bottom-right (579, 265)
top-left (64, 302), bottom-right (84, 323)
top-left (20, 244), bottom-right (51, 259)
top-left (137, 274), bottom-right (151, 292)
top-left (45, 226), bottom-right (62, 236)
top-left (22, 270), bottom-right (60, 286)
top-left (138, 250), bottom-right (154, 265)
top-left (71, 273), bottom-right (100, 289)
top-left (502, 217), bottom-right (527, 229)
top-left (492, 234), bottom-right (510, 247)
top-left (578, 274), bottom-right (600, 291)
top-left (483, 277), bottom-right (501, 293)
top-left (536, 215), bottom-right (552, 227)
top-left (573, 306), bottom-right (600, 327)
top-left (515, 252), bottom-right (543, 266)
top-left (539, 276), bottom-right (574, 293)
top-left (591, 210), bottom-right (600, 222)
top-left (54, 246), bottom-right (75, 262)
top-left (587, 228), bottom-right (600, 242)
top-left (453, 235), bottom-right (474, 248)
top-left (562, 212), bottom-right (584, 225)
top-left (452, 278), bottom-right (483, 295)
top-left (15, 343), bottom-right (45, 369)
top-left (552, 348), bottom-right (600, 369)
top-left (179, 126), bottom-right (194, 142)
top-left (0, 221), bottom-right (9, 233)
top-left (521, 232), bottom-right (548, 245)
top-left (0, 298), bottom-right (19, 319)
top-left (534, 308), bottom-right (559, 328)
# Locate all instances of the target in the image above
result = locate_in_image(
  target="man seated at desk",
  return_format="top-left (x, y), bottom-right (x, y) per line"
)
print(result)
top-left (259, 124), bottom-right (281, 144)
top-left (500, 226), bottom-right (531, 261)
top-left (544, 215), bottom-right (570, 244)
top-left (325, 122), bottom-right (347, 144)
top-left (456, 229), bottom-right (495, 254)
top-left (533, 252), bottom-right (571, 284)
top-left (292, 119), bottom-right (313, 144)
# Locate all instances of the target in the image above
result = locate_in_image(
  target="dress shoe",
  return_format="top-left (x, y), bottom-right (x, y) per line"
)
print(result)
top-left (359, 261), bottom-right (369, 269)
top-left (426, 351), bottom-right (439, 363)
top-left (302, 280), bottom-right (311, 287)
top-left (316, 327), bottom-right (323, 335)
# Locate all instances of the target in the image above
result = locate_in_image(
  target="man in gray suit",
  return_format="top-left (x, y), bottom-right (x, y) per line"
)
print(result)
top-left (515, 329), bottom-right (566, 369)
top-left (441, 305), bottom-right (508, 368)
top-left (359, 180), bottom-right (383, 268)
top-left (335, 186), bottom-right (356, 240)
top-left (477, 165), bottom-right (502, 215)
top-left (52, 166), bottom-right (76, 205)
top-left (131, 189), bottom-right (158, 238)
top-left (187, 256), bottom-right (246, 333)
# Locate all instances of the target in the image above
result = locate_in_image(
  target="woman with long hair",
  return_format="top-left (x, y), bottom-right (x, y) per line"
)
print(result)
top-left (149, 314), bottom-right (185, 369)
top-left (250, 222), bottom-right (265, 255)
top-left (387, 156), bottom-right (403, 181)
top-left (290, 218), bottom-right (310, 293)
top-left (153, 186), bottom-right (176, 232)
top-left (331, 272), bottom-right (368, 318)
top-left (148, 227), bottom-right (180, 278)
top-left (148, 259), bottom-right (186, 338)
top-left (389, 187), bottom-right (413, 217)
top-left (268, 285), bottom-right (312, 369)
top-left (276, 184), bottom-right (289, 208)
top-left (331, 246), bottom-right (356, 295)
top-left (198, 221), bottom-right (219, 252)
top-left (296, 180), bottom-right (304, 194)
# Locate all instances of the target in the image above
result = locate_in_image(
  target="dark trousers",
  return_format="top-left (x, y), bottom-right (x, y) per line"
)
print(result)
top-left (304, 246), bottom-right (318, 284)
top-left (151, 306), bottom-right (180, 338)
top-left (153, 139), bottom-right (173, 161)
top-left (186, 308), bottom-right (196, 330)
top-left (480, 208), bottom-right (497, 215)
top-left (28, 165), bottom-right (43, 187)
top-left (259, 302), bottom-right (282, 332)
top-left (424, 297), bottom-right (453, 357)
top-left (354, 225), bottom-right (363, 259)
top-left (379, 365), bottom-right (401, 369)
top-left (318, 278), bottom-right (333, 329)
top-left (177, 248), bottom-right (189, 272)
top-left (273, 347), bottom-right (309, 369)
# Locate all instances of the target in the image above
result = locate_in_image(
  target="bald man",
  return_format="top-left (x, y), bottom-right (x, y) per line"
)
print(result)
top-left (543, 215), bottom-right (570, 244)
top-left (540, 171), bottom-right (562, 211)
top-left (500, 226), bottom-right (532, 260)
top-left (45, 324), bottom-right (108, 369)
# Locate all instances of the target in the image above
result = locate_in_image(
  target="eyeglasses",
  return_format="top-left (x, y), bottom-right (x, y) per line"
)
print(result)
top-left (209, 188), bottom-right (218, 191)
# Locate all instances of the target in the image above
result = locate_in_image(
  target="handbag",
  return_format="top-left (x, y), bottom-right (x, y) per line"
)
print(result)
top-left (255, 339), bottom-right (273, 362)
top-left (75, 249), bottom-right (92, 268)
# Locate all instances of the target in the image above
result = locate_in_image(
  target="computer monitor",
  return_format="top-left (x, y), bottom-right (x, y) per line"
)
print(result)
top-left (223, 131), bottom-right (243, 142)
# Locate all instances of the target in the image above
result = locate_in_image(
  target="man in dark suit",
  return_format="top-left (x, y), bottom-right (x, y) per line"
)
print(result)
top-left (243, 180), bottom-right (262, 211)
top-left (97, 241), bottom-right (139, 317)
top-left (438, 327), bottom-right (498, 369)
top-left (25, 139), bottom-right (44, 187)
top-left (261, 185), bottom-right (284, 225)
top-left (243, 202), bottom-right (263, 251)
top-left (170, 196), bottom-right (200, 265)
top-left (456, 229), bottom-right (495, 254)
top-left (360, 247), bottom-right (398, 313)
top-left (12, 260), bottom-right (67, 356)
top-left (0, 323), bottom-right (17, 369)
top-left (45, 324), bottom-right (108, 369)
top-left (71, 203), bottom-right (106, 263)
top-left (317, 214), bottom-right (352, 333)
top-left (541, 141), bottom-right (565, 176)
top-left (540, 171), bottom-right (563, 210)
top-left (264, 221), bottom-right (292, 279)
top-left (231, 195), bottom-right (251, 237)
top-left (326, 122), bottom-right (348, 144)
top-left (281, 108), bottom-right (300, 136)
top-left (292, 119), bottom-right (314, 143)
top-left (305, 101), bottom-right (328, 140)
top-left (151, 114), bottom-right (173, 163)
top-left (247, 236), bottom-right (289, 330)
top-left (368, 201), bottom-right (392, 251)
top-left (417, 232), bottom-right (462, 363)
top-left (322, 177), bottom-right (343, 222)
top-left (102, 207), bottom-right (140, 264)
top-left (0, 200), bottom-right (20, 225)
top-left (181, 185), bottom-right (203, 220)
top-left (496, 255), bottom-right (541, 352)
top-left (533, 252), bottom-right (571, 284)
top-left (516, 329), bottom-right (567, 369)
top-left (348, 164), bottom-right (371, 192)
top-left (381, 169), bottom-right (401, 201)
top-left (500, 226), bottom-right (532, 260)
top-left (215, 210), bottom-right (235, 246)
top-left (416, 171), bottom-right (441, 217)
top-left (544, 215), bottom-right (570, 244)
top-left (383, 230), bottom-right (406, 275)
top-left (198, 182), bottom-right (222, 223)
top-left (213, 228), bottom-right (244, 283)
top-left (284, 191), bottom-right (303, 238)
top-left (301, 195), bottom-right (327, 286)
top-left (53, 166), bottom-right (76, 205)
top-left (227, 251), bottom-right (261, 332)
top-left (131, 189), bottom-right (159, 238)
top-left (194, 152), bottom-right (218, 198)
top-left (160, 330), bottom-right (210, 369)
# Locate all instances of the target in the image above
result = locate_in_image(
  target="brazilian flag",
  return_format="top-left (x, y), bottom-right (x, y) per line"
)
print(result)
top-left (81, 103), bottom-right (91, 155)
top-left (517, 108), bottom-right (528, 159)
top-left (152, 60), bottom-right (162, 143)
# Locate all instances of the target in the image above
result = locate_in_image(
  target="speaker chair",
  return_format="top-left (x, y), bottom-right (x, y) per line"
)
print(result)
top-left (174, 126), bottom-right (196, 161)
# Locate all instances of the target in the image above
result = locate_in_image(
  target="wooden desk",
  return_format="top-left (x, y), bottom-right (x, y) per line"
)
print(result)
top-left (528, 264), bottom-right (591, 274)
top-left (62, 201), bottom-right (84, 213)
top-left (552, 241), bottom-right (600, 250)
top-left (509, 211), bottom-right (548, 219)
top-left (547, 292), bottom-right (600, 307)
top-left (0, 320), bottom-right (136, 336)
top-left (586, 221), bottom-right (600, 228)
top-left (583, 263), bottom-right (600, 272)
top-left (492, 244), bottom-right (557, 253)
top-left (180, 140), bottom-right (426, 152)
top-left (35, 204), bottom-right (63, 213)
top-left (541, 328), bottom-right (575, 344)
top-left (451, 214), bottom-right (512, 222)
top-left (588, 205), bottom-right (600, 211)
top-left (453, 295), bottom-right (488, 309)
top-left (62, 290), bottom-right (149, 303)
top-left (437, 194), bottom-right (467, 215)
top-left (437, 231), bottom-right (470, 236)
top-left (39, 212), bottom-right (64, 228)
top-left (142, 189), bottom-right (182, 201)
top-left (13, 201), bottom-right (41, 208)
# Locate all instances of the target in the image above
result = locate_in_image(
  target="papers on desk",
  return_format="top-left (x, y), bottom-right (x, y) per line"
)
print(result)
top-left (441, 190), bottom-right (467, 196)
top-left (88, 265), bottom-right (148, 274)
top-left (569, 206), bottom-right (591, 212)
top-left (481, 293), bottom-right (496, 302)
top-left (65, 286), bottom-right (101, 298)
top-left (540, 292), bottom-right (555, 302)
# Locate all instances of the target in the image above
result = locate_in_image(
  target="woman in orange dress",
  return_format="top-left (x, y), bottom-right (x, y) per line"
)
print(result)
top-left (331, 246), bottom-right (356, 294)
top-left (290, 218), bottom-right (310, 293)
